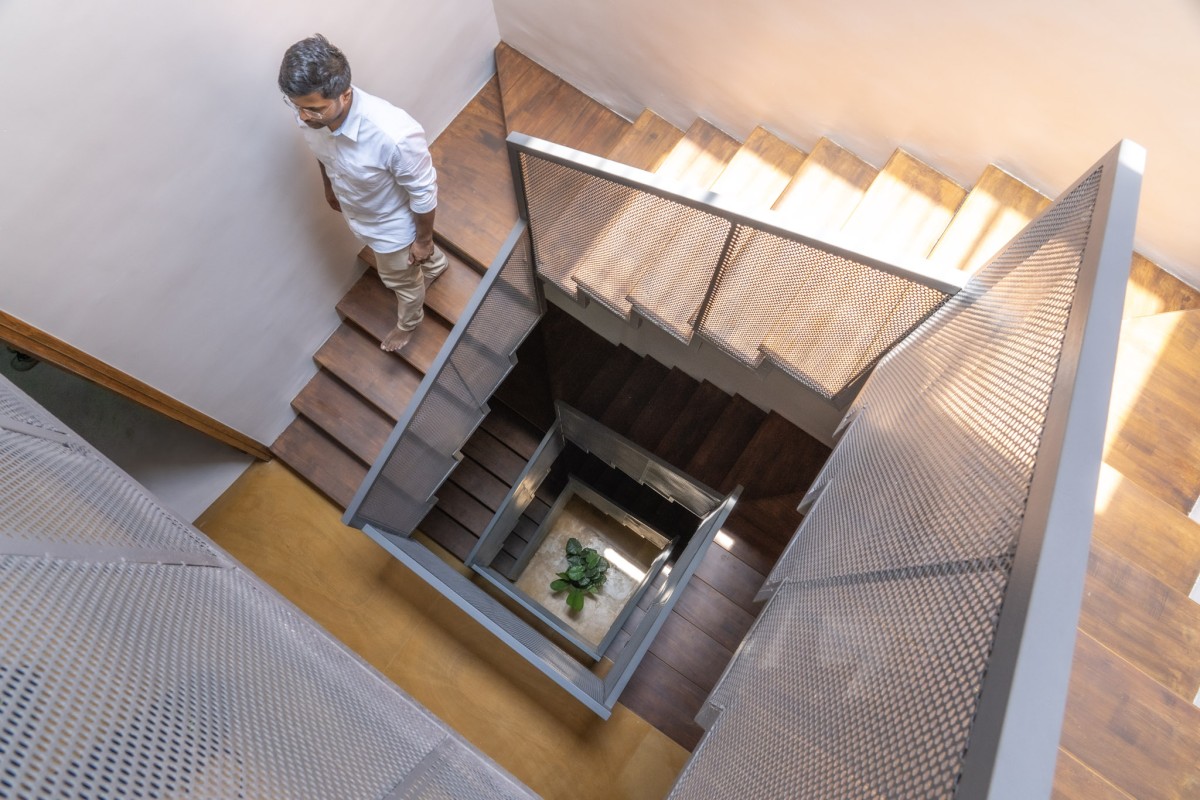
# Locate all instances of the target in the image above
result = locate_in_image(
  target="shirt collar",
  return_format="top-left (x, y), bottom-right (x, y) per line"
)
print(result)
top-left (330, 86), bottom-right (364, 141)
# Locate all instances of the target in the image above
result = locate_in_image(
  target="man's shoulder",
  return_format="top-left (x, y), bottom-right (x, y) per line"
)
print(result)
top-left (356, 88), bottom-right (425, 143)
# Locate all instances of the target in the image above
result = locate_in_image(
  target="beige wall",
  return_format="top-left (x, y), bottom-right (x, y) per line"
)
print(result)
top-left (493, 0), bottom-right (1200, 286)
top-left (0, 0), bottom-right (500, 443)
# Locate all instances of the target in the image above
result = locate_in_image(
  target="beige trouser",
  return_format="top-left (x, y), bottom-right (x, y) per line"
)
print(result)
top-left (374, 243), bottom-right (449, 332)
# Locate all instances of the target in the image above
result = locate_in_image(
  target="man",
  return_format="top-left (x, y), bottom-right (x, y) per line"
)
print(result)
top-left (279, 34), bottom-right (446, 352)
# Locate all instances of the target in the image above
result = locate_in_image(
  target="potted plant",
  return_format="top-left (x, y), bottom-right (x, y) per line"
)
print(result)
top-left (550, 537), bottom-right (609, 612)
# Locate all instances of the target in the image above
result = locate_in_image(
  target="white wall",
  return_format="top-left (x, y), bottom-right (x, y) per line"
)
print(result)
top-left (493, 0), bottom-right (1200, 287)
top-left (0, 0), bottom-right (500, 444)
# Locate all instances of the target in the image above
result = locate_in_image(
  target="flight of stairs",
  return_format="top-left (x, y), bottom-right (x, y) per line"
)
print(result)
top-left (270, 42), bottom-right (1200, 793)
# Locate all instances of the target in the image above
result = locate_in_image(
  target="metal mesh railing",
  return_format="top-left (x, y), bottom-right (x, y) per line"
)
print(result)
top-left (669, 140), bottom-right (1140, 798)
top-left (0, 376), bottom-right (536, 800)
top-left (510, 135), bottom-right (963, 398)
top-left (347, 224), bottom-right (542, 536)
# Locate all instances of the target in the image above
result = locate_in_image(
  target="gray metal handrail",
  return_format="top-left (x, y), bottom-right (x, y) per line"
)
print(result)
top-left (343, 221), bottom-right (542, 534)
top-left (506, 133), bottom-right (968, 401)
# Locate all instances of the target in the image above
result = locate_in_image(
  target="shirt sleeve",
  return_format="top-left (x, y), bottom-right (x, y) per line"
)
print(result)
top-left (389, 129), bottom-right (438, 214)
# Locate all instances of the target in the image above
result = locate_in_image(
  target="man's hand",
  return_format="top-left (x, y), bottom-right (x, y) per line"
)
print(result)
top-left (408, 237), bottom-right (434, 265)
top-left (324, 185), bottom-right (342, 212)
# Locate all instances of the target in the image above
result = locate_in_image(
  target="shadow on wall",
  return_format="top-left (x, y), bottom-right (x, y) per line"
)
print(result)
top-left (0, 344), bottom-right (252, 522)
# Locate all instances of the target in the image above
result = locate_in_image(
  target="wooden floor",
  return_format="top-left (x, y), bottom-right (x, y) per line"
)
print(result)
top-left (261, 41), bottom-right (1200, 797)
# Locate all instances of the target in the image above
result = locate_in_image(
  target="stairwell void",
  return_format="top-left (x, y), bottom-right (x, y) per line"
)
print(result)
top-left (345, 129), bottom-right (1145, 796)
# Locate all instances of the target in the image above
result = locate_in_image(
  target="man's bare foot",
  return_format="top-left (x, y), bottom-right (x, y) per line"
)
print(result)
top-left (381, 328), bottom-right (413, 352)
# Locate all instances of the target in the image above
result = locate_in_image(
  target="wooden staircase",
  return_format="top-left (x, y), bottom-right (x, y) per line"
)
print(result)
top-left (270, 41), bottom-right (1200, 793)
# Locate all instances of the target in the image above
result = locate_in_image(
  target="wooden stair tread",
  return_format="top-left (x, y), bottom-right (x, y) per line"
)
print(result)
top-left (654, 381), bottom-right (732, 470)
top-left (605, 109), bottom-right (686, 171)
top-left (772, 137), bottom-right (878, 235)
top-left (574, 345), bottom-right (643, 419)
top-left (479, 402), bottom-right (546, 461)
top-left (718, 514), bottom-right (786, 576)
top-left (1103, 309), bottom-right (1200, 513)
top-left (314, 323), bottom-right (422, 421)
top-left (357, 246), bottom-right (481, 325)
top-left (428, 75), bottom-right (517, 269)
top-left (616, 652), bottom-right (707, 751)
top-left (709, 126), bottom-right (807, 212)
top-left (646, 611), bottom-right (733, 693)
top-left (672, 575), bottom-right (758, 654)
top-left (599, 356), bottom-right (671, 436)
top-left (461, 427), bottom-right (528, 486)
top-left (927, 164), bottom-right (1049, 273)
top-left (839, 148), bottom-right (967, 262)
top-left (626, 367), bottom-right (701, 452)
top-left (1077, 540), bottom-right (1200, 700)
top-left (1052, 749), bottom-right (1134, 800)
top-left (1059, 629), bottom-right (1200, 800)
top-left (1090, 463), bottom-right (1200, 595)
top-left (655, 119), bottom-right (741, 190)
top-left (336, 271), bottom-right (451, 375)
top-left (434, 478), bottom-right (496, 536)
top-left (1125, 252), bottom-right (1200, 318)
top-left (271, 416), bottom-right (365, 510)
top-left (720, 411), bottom-right (829, 498)
top-left (448, 455), bottom-right (513, 511)
top-left (292, 369), bottom-right (393, 465)
top-left (685, 395), bottom-right (768, 490)
top-left (541, 305), bottom-right (619, 406)
top-left (495, 42), bottom-right (630, 157)
top-left (417, 506), bottom-right (477, 563)
top-left (692, 542), bottom-right (766, 616)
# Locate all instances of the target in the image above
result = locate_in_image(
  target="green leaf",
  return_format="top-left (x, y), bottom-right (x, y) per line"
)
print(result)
top-left (550, 579), bottom-right (569, 592)
top-left (567, 564), bottom-right (585, 582)
top-left (586, 584), bottom-right (600, 595)
top-left (597, 558), bottom-right (609, 572)
top-left (567, 589), bottom-right (584, 611)
top-left (566, 538), bottom-right (582, 557)
top-left (585, 550), bottom-right (599, 567)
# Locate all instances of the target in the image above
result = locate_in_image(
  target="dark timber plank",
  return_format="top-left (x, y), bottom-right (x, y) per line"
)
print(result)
top-left (646, 611), bottom-right (734, 693)
top-left (271, 416), bottom-right (365, 510)
top-left (1059, 630), bottom-right (1200, 800)
top-left (721, 514), bottom-right (790, 576)
top-left (617, 652), bottom-right (707, 751)
top-left (417, 506), bottom-right (477, 562)
top-left (600, 356), bottom-right (671, 436)
top-left (654, 381), bottom-right (731, 470)
top-left (625, 367), bottom-right (701, 453)
top-left (685, 395), bottom-right (767, 490)
top-left (495, 42), bottom-right (630, 158)
top-left (541, 306), bottom-right (619, 406)
top-left (336, 272), bottom-right (450, 375)
top-left (292, 369), bottom-right (392, 465)
top-left (1053, 748), bottom-right (1134, 800)
top-left (479, 403), bottom-right (545, 461)
top-left (575, 346), bottom-right (643, 419)
top-left (428, 75), bottom-right (517, 269)
top-left (462, 427), bottom-right (528, 485)
top-left (448, 456), bottom-right (512, 511)
top-left (693, 543), bottom-right (766, 616)
top-left (1077, 542), bottom-right (1200, 700)
top-left (357, 248), bottom-right (481, 327)
top-left (436, 479), bottom-right (496, 536)
top-left (673, 576), bottom-right (758, 654)
top-left (314, 323), bottom-right (422, 421)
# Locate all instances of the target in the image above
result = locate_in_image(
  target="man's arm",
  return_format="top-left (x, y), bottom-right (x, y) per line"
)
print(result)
top-left (318, 162), bottom-right (341, 212)
top-left (409, 210), bottom-right (435, 264)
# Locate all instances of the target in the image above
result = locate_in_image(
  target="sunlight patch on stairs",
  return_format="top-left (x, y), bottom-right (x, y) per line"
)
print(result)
top-left (1103, 312), bottom-right (1182, 461)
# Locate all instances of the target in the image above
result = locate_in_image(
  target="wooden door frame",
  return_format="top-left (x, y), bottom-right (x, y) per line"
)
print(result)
top-left (1, 310), bottom-right (271, 460)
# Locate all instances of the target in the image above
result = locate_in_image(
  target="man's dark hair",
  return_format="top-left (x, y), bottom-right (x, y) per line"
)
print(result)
top-left (278, 34), bottom-right (351, 99)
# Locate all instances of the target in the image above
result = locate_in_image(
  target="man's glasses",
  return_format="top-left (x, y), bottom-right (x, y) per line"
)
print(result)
top-left (282, 95), bottom-right (334, 120)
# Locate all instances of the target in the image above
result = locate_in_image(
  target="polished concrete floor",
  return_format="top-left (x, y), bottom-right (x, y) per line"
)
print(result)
top-left (196, 459), bottom-right (688, 800)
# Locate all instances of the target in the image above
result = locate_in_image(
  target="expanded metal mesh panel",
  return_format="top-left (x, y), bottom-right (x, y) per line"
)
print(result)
top-left (0, 384), bottom-right (69, 435)
top-left (699, 226), bottom-right (949, 398)
top-left (393, 738), bottom-right (534, 800)
top-left (0, 558), bottom-right (449, 799)
top-left (771, 169), bottom-right (1100, 585)
top-left (673, 574), bottom-right (1005, 799)
top-left (353, 228), bottom-right (541, 537)
top-left (671, 169), bottom-right (1104, 799)
top-left (0, 428), bottom-right (220, 559)
top-left (0, 375), bottom-right (536, 800)
top-left (520, 153), bottom-right (731, 329)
